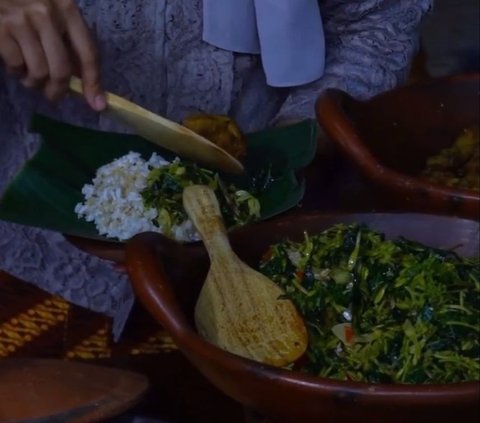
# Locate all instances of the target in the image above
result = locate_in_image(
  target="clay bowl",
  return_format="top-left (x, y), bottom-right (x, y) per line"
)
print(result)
top-left (315, 73), bottom-right (480, 219)
top-left (125, 212), bottom-right (480, 423)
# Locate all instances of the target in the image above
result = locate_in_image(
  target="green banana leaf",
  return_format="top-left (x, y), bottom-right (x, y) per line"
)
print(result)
top-left (0, 115), bottom-right (317, 242)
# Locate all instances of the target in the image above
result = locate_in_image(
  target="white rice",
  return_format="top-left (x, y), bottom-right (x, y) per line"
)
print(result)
top-left (75, 152), bottom-right (200, 242)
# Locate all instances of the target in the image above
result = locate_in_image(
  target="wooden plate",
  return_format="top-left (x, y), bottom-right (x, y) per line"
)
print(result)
top-left (0, 358), bottom-right (148, 422)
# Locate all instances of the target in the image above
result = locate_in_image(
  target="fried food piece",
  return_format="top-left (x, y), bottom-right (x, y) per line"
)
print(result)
top-left (183, 115), bottom-right (247, 160)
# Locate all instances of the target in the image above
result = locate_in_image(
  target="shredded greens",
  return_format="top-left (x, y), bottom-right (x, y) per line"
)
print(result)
top-left (259, 223), bottom-right (480, 384)
top-left (141, 159), bottom-right (260, 236)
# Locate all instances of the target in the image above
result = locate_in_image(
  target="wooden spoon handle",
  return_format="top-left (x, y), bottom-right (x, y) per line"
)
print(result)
top-left (183, 185), bottom-right (232, 260)
top-left (69, 76), bottom-right (125, 113)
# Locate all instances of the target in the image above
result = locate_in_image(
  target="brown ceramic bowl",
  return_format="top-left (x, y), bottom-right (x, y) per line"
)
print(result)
top-left (125, 212), bottom-right (480, 423)
top-left (315, 73), bottom-right (480, 219)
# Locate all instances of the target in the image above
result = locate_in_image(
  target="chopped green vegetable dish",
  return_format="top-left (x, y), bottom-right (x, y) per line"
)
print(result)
top-left (141, 159), bottom-right (260, 235)
top-left (259, 223), bottom-right (480, 384)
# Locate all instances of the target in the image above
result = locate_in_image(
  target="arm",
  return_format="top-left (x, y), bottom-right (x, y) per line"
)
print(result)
top-left (273, 0), bottom-right (433, 123)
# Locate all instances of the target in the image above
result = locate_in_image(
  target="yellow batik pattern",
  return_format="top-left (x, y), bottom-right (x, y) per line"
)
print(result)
top-left (0, 298), bottom-right (68, 357)
top-left (130, 329), bottom-right (178, 355)
top-left (66, 326), bottom-right (112, 360)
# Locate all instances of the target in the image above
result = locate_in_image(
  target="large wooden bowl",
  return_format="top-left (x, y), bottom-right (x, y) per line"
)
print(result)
top-left (125, 212), bottom-right (480, 423)
top-left (315, 74), bottom-right (480, 219)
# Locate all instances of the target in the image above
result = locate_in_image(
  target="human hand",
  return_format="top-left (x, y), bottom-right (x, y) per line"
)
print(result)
top-left (0, 0), bottom-right (105, 110)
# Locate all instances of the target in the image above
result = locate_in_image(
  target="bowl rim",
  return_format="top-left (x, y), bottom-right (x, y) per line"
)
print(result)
top-left (315, 72), bottom-right (480, 202)
top-left (126, 211), bottom-right (480, 403)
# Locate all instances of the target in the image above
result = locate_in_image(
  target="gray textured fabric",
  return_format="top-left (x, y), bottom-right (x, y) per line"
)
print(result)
top-left (0, 0), bottom-right (432, 338)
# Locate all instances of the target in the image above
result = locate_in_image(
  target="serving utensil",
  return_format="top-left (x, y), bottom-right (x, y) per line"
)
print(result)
top-left (182, 185), bottom-right (308, 367)
top-left (68, 76), bottom-right (244, 174)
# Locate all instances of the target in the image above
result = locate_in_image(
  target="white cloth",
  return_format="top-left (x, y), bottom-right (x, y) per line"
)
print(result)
top-left (203, 0), bottom-right (325, 87)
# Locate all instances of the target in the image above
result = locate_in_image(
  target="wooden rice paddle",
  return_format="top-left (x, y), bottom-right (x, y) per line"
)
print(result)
top-left (69, 77), bottom-right (244, 174)
top-left (183, 185), bottom-right (308, 367)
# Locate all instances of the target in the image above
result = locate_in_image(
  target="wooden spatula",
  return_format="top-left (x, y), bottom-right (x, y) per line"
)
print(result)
top-left (182, 185), bottom-right (308, 367)
top-left (69, 76), bottom-right (244, 174)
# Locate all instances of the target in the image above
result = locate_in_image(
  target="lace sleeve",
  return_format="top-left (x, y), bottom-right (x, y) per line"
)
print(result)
top-left (273, 0), bottom-right (433, 124)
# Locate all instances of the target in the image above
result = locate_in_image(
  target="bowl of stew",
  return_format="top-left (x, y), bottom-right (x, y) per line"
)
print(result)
top-left (125, 212), bottom-right (480, 423)
top-left (315, 73), bottom-right (480, 218)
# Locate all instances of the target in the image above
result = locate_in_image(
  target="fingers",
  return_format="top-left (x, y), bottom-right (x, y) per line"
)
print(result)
top-left (0, 31), bottom-right (25, 77)
top-left (0, 2), bottom-right (66, 98)
top-left (62, 4), bottom-right (105, 111)
top-left (0, 0), bottom-right (104, 109)
top-left (29, 4), bottom-right (71, 101)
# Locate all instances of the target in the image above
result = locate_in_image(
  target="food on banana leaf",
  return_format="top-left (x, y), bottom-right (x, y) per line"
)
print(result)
top-left (259, 223), bottom-right (480, 384)
top-left (75, 152), bottom-right (260, 242)
top-left (183, 114), bottom-right (247, 160)
top-left (0, 115), bottom-right (317, 243)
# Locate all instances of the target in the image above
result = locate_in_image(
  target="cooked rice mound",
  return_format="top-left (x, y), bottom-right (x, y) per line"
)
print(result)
top-left (74, 152), bottom-right (199, 242)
